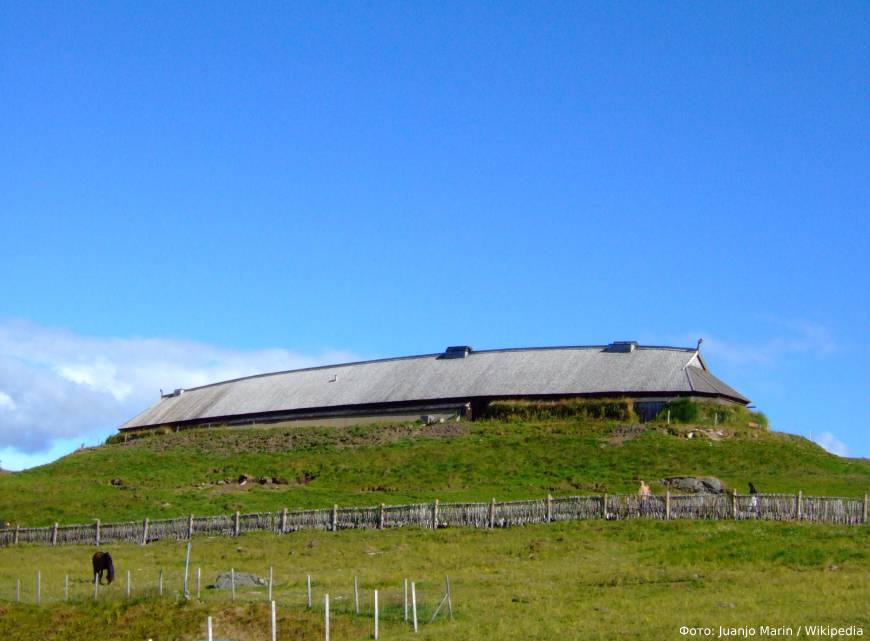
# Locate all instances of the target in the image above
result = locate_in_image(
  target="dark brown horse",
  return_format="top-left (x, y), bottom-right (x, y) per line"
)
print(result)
top-left (92, 551), bottom-right (115, 585)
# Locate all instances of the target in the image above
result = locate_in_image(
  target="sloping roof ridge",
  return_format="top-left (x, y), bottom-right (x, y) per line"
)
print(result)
top-left (172, 343), bottom-right (699, 394)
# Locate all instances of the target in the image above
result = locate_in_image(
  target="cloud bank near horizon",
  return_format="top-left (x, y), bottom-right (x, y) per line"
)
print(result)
top-left (0, 320), bottom-right (360, 457)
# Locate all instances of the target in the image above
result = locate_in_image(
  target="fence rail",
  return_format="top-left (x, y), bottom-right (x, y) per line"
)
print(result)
top-left (1, 492), bottom-right (866, 547)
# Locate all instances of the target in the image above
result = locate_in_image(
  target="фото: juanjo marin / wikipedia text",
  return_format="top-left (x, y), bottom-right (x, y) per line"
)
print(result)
top-left (679, 625), bottom-right (865, 638)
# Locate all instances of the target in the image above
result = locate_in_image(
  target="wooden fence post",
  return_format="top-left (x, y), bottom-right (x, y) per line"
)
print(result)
top-left (52, 523), bottom-right (58, 546)
top-left (188, 514), bottom-right (194, 539)
top-left (797, 491), bottom-right (803, 520)
top-left (489, 498), bottom-right (496, 528)
top-left (665, 491), bottom-right (671, 520)
top-left (64, 574), bottom-right (69, 601)
top-left (403, 578), bottom-right (408, 621)
top-left (37, 570), bottom-right (41, 604)
top-left (331, 504), bottom-right (338, 532)
top-left (271, 599), bottom-right (277, 641)
top-left (324, 593), bottom-right (330, 641)
top-left (432, 499), bottom-right (439, 529)
top-left (95, 519), bottom-right (100, 546)
top-left (159, 569), bottom-right (164, 596)
top-left (281, 508), bottom-right (288, 534)
top-left (374, 589), bottom-right (379, 639)
top-left (863, 494), bottom-right (868, 524)
top-left (732, 490), bottom-right (738, 519)
top-left (307, 574), bottom-right (312, 608)
top-left (207, 616), bottom-right (213, 641)
top-left (183, 541), bottom-right (192, 599)
top-left (354, 575), bottom-right (359, 614)
top-left (546, 494), bottom-right (553, 522)
top-left (602, 494), bottom-right (608, 519)
top-left (234, 511), bottom-right (241, 537)
top-left (142, 518), bottom-right (149, 545)
top-left (230, 568), bottom-right (235, 601)
top-left (14, 524), bottom-right (19, 545)
top-left (379, 503), bottom-right (385, 529)
top-left (411, 581), bottom-right (418, 633)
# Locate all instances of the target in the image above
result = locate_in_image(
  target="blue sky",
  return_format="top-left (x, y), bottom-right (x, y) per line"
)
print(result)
top-left (1, 2), bottom-right (868, 469)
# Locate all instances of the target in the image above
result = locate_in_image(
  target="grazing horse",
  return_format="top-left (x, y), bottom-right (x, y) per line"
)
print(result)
top-left (92, 551), bottom-right (115, 585)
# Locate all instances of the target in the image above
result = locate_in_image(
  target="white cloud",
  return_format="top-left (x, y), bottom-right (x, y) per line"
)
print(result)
top-left (0, 320), bottom-right (362, 460)
top-left (677, 319), bottom-right (835, 367)
top-left (0, 391), bottom-right (16, 411)
top-left (814, 431), bottom-right (849, 457)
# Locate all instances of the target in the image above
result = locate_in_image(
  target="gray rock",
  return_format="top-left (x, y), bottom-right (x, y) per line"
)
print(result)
top-left (661, 476), bottom-right (726, 494)
top-left (209, 572), bottom-right (268, 590)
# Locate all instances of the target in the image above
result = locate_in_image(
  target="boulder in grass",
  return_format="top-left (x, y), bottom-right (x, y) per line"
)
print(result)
top-left (661, 476), bottom-right (726, 494)
top-left (209, 572), bottom-right (268, 589)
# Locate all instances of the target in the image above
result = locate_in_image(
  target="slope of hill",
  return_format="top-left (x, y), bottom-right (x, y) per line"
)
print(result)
top-left (1, 419), bottom-right (867, 526)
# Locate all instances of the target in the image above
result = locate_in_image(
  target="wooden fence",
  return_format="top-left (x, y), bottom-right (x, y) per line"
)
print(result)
top-left (1, 492), bottom-right (866, 547)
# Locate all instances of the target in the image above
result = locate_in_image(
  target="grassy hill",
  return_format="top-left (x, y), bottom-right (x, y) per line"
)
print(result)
top-left (1, 417), bottom-right (868, 526)
top-left (0, 417), bottom-right (868, 640)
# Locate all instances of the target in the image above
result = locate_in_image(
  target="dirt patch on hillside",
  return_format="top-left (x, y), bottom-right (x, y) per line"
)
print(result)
top-left (119, 421), bottom-right (468, 456)
top-left (606, 424), bottom-right (646, 446)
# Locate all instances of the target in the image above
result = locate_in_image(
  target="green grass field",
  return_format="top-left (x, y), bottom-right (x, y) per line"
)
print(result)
top-left (1, 419), bottom-right (868, 526)
top-left (0, 520), bottom-right (867, 640)
top-left (1, 418), bottom-right (867, 640)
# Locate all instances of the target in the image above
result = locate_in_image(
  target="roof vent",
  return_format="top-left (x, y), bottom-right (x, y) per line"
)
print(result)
top-left (605, 341), bottom-right (638, 353)
top-left (440, 345), bottom-right (472, 359)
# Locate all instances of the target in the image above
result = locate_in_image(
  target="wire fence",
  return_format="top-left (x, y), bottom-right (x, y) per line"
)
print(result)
top-left (1, 492), bottom-right (866, 547)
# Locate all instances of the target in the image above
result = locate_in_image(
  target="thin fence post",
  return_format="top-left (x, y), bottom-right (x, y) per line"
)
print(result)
top-left (16, 578), bottom-right (20, 603)
top-left (546, 494), bottom-right (553, 523)
top-left (197, 567), bottom-right (201, 599)
top-left (432, 499), bottom-right (439, 529)
top-left (14, 525), bottom-right (19, 545)
top-left (324, 593), bottom-right (330, 641)
top-left (183, 541), bottom-right (192, 599)
top-left (36, 571), bottom-right (40, 605)
top-left (93, 574), bottom-right (98, 602)
top-left (732, 490), bottom-right (738, 519)
top-left (64, 574), bottom-right (69, 602)
top-left (446, 575), bottom-right (453, 619)
top-left (602, 493), bottom-right (608, 519)
top-left (374, 589), bottom-right (379, 639)
top-left (411, 581), bottom-right (418, 633)
top-left (207, 616), bottom-right (213, 641)
top-left (403, 578), bottom-right (408, 622)
top-left (666, 491), bottom-right (671, 520)
top-left (379, 503), bottom-right (385, 529)
top-left (797, 491), bottom-right (803, 520)
top-left (331, 504), bottom-right (338, 532)
top-left (307, 574), bottom-right (312, 608)
top-left (354, 575), bottom-right (359, 615)
top-left (188, 514), bottom-right (195, 540)
top-left (268, 566), bottom-right (273, 602)
top-left (52, 523), bottom-right (58, 546)
top-left (270, 600), bottom-right (277, 641)
top-left (863, 494), bottom-right (868, 524)
top-left (95, 519), bottom-right (100, 546)
top-left (667, 409), bottom-right (671, 424)
top-left (142, 518), bottom-right (149, 545)
top-left (281, 508), bottom-right (288, 534)
top-left (159, 569), bottom-right (164, 596)
top-left (234, 511), bottom-right (241, 537)
top-left (231, 568), bottom-right (235, 601)
top-left (126, 569), bottom-right (131, 599)
top-left (489, 498), bottom-right (496, 528)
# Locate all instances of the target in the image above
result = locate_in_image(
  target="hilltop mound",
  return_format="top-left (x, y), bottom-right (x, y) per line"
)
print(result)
top-left (0, 418), bottom-right (867, 526)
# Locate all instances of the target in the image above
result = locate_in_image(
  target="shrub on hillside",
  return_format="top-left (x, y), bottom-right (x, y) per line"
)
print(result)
top-left (481, 398), bottom-right (636, 422)
top-left (657, 399), bottom-right (768, 429)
